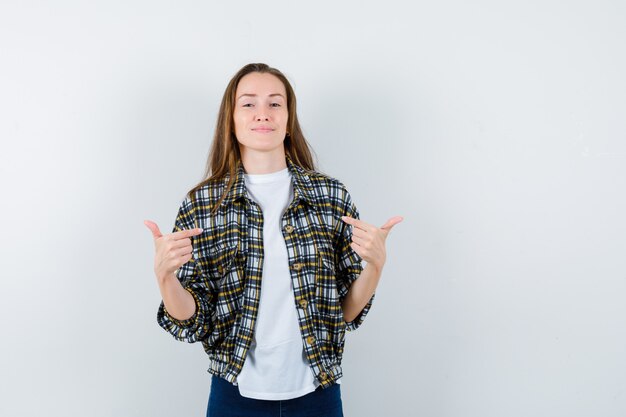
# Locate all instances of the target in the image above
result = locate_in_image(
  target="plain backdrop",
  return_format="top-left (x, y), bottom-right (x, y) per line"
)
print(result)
top-left (1, 1), bottom-right (625, 416)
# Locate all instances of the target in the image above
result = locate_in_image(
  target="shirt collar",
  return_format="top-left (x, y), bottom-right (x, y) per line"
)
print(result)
top-left (219, 154), bottom-right (319, 210)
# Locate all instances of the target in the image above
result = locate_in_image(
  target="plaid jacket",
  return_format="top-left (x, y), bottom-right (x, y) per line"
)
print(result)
top-left (157, 154), bottom-right (375, 388)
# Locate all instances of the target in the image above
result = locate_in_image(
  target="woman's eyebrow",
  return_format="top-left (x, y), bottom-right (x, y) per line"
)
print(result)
top-left (237, 93), bottom-right (285, 100)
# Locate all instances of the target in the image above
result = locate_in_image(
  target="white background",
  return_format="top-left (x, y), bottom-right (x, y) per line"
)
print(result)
top-left (1, 1), bottom-right (625, 416)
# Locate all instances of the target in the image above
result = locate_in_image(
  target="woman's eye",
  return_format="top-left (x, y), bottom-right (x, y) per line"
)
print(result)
top-left (242, 102), bottom-right (281, 108)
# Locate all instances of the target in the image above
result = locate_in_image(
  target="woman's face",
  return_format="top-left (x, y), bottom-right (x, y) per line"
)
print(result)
top-left (233, 72), bottom-right (289, 155)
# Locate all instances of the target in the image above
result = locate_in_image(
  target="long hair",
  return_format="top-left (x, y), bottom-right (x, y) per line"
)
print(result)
top-left (186, 63), bottom-right (319, 214)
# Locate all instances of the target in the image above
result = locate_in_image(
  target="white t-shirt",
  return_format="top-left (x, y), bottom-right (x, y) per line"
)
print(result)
top-left (232, 166), bottom-right (340, 400)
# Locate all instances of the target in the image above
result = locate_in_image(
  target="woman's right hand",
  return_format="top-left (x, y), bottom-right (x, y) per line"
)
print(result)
top-left (144, 220), bottom-right (204, 284)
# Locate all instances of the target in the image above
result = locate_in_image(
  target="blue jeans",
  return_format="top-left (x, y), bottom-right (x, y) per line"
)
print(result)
top-left (206, 374), bottom-right (344, 417)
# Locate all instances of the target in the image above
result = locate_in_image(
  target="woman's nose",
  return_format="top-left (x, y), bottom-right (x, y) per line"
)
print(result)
top-left (255, 114), bottom-right (269, 121)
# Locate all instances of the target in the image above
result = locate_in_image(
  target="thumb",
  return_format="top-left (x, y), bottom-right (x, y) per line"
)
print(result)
top-left (380, 216), bottom-right (404, 233)
top-left (144, 220), bottom-right (163, 239)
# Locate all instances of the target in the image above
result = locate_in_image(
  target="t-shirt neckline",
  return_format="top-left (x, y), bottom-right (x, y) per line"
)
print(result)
top-left (244, 167), bottom-right (290, 184)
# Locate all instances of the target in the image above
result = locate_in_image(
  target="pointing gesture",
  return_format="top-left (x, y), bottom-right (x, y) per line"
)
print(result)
top-left (144, 220), bottom-right (204, 284)
top-left (340, 215), bottom-right (403, 271)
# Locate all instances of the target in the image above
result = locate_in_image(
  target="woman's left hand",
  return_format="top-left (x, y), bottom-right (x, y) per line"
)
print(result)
top-left (340, 215), bottom-right (404, 271)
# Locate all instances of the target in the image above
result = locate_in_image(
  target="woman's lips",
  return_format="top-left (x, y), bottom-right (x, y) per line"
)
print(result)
top-left (252, 128), bottom-right (273, 133)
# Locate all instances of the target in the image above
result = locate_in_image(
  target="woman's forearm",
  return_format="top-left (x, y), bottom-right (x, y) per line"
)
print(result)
top-left (158, 274), bottom-right (196, 321)
top-left (341, 263), bottom-right (382, 323)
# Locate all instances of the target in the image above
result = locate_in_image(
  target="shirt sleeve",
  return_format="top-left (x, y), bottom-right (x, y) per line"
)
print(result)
top-left (156, 195), bottom-right (214, 343)
top-left (335, 184), bottom-right (375, 332)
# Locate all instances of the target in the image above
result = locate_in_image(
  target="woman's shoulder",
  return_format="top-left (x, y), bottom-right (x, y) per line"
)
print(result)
top-left (287, 154), bottom-right (352, 195)
top-left (301, 168), bottom-right (357, 211)
top-left (179, 177), bottom-right (229, 209)
top-left (303, 167), bottom-right (350, 191)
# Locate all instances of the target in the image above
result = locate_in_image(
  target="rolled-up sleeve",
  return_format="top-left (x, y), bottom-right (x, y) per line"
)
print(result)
top-left (156, 196), bottom-right (214, 343)
top-left (334, 184), bottom-right (375, 331)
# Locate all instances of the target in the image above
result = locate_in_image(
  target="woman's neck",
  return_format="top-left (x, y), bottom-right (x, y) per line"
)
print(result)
top-left (239, 147), bottom-right (287, 174)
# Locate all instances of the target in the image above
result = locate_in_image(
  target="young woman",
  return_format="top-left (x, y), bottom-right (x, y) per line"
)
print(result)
top-left (144, 63), bottom-right (402, 417)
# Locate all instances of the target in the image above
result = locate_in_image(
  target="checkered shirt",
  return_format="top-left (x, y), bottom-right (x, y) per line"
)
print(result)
top-left (157, 154), bottom-right (375, 388)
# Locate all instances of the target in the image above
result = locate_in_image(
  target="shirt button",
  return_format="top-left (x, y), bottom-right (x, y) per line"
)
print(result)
top-left (298, 299), bottom-right (308, 309)
top-left (284, 224), bottom-right (294, 233)
top-left (307, 335), bottom-right (315, 345)
top-left (292, 263), bottom-right (303, 271)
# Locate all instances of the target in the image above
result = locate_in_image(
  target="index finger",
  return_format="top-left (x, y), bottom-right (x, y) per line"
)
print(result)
top-left (340, 216), bottom-right (371, 232)
top-left (171, 227), bottom-right (204, 239)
